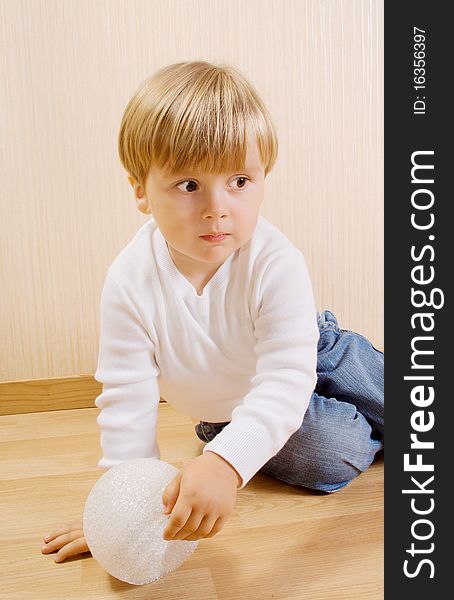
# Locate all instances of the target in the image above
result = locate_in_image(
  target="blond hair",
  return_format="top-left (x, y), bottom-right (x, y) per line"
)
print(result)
top-left (118, 61), bottom-right (278, 188)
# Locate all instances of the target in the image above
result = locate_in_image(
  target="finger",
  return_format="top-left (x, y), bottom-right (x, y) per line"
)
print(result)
top-left (163, 501), bottom-right (193, 541)
top-left (180, 515), bottom-right (222, 541)
top-left (162, 474), bottom-right (181, 513)
top-left (41, 530), bottom-right (84, 553)
top-left (54, 538), bottom-right (90, 563)
top-left (43, 528), bottom-right (68, 543)
top-left (43, 520), bottom-right (79, 542)
top-left (171, 511), bottom-right (206, 541)
top-left (203, 516), bottom-right (225, 538)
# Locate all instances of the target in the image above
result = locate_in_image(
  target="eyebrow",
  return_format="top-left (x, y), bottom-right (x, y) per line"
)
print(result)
top-left (164, 166), bottom-right (262, 179)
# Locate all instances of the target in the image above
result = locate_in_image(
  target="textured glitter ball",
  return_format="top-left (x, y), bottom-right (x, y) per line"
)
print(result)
top-left (83, 458), bottom-right (199, 585)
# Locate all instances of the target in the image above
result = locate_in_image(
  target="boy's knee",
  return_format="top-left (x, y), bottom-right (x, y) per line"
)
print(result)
top-left (262, 409), bottom-right (382, 493)
top-left (298, 412), bottom-right (382, 491)
top-left (301, 440), bottom-right (364, 492)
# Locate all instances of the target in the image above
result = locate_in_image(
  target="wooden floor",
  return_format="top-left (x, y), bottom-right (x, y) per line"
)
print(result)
top-left (1, 402), bottom-right (383, 599)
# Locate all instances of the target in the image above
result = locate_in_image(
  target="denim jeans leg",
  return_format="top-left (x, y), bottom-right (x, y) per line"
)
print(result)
top-left (259, 391), bottom-right (384, 492)
top-left (195, 394), bottom-right (384, 493)
top-left (315, 310), bottom-right (384, 436)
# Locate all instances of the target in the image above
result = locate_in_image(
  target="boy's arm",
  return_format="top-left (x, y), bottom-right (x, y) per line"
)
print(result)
top-left (41, 273), bottom-right (160, 563)
top-left (94, 273), bottom-right (161, 468)
top-left (203, 248), bottom-right (319, 489)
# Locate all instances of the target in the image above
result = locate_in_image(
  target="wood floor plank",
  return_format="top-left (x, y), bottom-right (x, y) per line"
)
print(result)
top-left (0, 402), bottom-right (383, 599)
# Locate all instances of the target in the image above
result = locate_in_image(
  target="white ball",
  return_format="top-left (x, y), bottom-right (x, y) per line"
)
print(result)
top-left (83, 457), bottom-right (198, 585)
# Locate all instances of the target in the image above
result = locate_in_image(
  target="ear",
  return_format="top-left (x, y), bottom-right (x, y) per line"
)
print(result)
top-left (128, 176), bottom-right (152, 215)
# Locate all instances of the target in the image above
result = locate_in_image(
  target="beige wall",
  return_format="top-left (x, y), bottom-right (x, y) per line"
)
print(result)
top-left (0, 0), bottom-right (383, 382)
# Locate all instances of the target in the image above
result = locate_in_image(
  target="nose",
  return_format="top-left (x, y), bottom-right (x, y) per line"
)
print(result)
top-left (201, 188), bottom-right (229, 220)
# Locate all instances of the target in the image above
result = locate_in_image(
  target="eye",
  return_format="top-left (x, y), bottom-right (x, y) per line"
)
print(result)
top-left (231, 176), bottom-right (249, 189)
top-left (176, 180), bottom-right (198, 193)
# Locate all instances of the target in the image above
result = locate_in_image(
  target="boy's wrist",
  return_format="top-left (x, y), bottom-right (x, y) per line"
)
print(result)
top-left (204, 451), bottom-right (242, 488)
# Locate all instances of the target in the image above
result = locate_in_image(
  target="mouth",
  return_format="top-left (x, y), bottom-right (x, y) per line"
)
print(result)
top-left (200, 233), bottom-right (230, 242)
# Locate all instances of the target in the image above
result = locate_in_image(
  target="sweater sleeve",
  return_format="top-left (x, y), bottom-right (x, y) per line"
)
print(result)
top-left (203, 249), bottom-right (319, 489)
top-left (94, 273), bottom-right (161, 469)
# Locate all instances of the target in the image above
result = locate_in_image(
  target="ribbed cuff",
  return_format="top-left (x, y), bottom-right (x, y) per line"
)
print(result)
top-left (203, 420), bottom-right (279, 489)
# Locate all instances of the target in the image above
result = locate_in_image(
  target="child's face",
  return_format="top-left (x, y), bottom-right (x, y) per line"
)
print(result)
top-left (132, 138), bottom-right (266, 276)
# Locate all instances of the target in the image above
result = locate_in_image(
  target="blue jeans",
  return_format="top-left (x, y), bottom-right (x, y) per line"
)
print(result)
top-left (195, 310), bottom-right (384, 492)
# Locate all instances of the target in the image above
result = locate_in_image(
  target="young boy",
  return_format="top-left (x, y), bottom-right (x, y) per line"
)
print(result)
top-left (41, 61), bottom-right (384, 563)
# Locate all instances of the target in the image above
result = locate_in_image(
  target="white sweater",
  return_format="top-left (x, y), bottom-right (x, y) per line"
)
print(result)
top-left (94, 215), bottom-right (319, 489)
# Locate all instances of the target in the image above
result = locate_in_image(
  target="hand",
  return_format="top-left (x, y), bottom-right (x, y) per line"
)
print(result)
top-left (161, 451), bottom-right (241, 542)
top-left (41, 518), bottom-right (90, 563)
